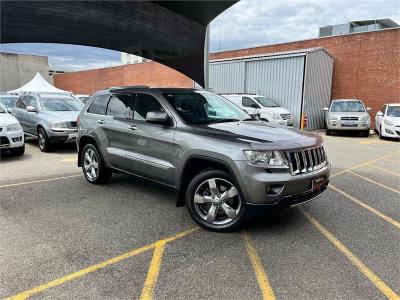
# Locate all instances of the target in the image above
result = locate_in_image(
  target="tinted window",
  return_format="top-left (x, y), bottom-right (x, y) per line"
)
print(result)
top-left (387, 106), bottom-right (400, 117)
top-left (15, 97), bottom-right (23, 108)
top-left (107, 94), bottom-right (132, 119)
top-left (330, 101), bottom-right (365, 112)
top-left (19, 96), bottom-right (30, 109)
top-left (0, 96), bottom-right (19, 108)
top-left (164, 91), bottom-right (250, 125)
top-left (242, 97), bottom-right (257, 108)
top-left (28, 96), bottom-right (38, 109)
top-left (88, 95), bottom-right (109, 115)
top-left (134, 93), bottom-right (163, 121)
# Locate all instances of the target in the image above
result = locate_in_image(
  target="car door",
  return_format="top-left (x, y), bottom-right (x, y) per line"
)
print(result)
top-left (102, 93), bottom-right (134, 169)
top-left (242, 96), bottom-right (259, 118)
top-left (25, 95), bottom-right (39, 134)
top-left (16, 96), bottom-right (31, 132)
top-left (124, 92), bottom-right (176, 186)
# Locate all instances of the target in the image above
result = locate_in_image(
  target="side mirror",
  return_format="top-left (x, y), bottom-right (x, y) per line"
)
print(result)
top-left (376, 111), bottom-right (383, 117)
top-left (26, 105), bottom-right (37, 113)
top-left (146, 111), bottom-right (171, 125)
top-left (323, 107), bottom-right (329, 111)
top-left (251, 104), bottom-right (259, 109)
top-left (366, 107), bottom-right (371, 112)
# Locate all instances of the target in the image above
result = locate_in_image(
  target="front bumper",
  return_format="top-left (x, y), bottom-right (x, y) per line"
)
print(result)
top-left (234, 161), bottom-right (330, 205)
top-left (48, 129), bottom-right (78, 144)
top-left (0, 130), bottom-right (24, 149)
top-left (381, 124), bottom-right (400, 138)
top-left (327, 120), bottom-right (370, 130)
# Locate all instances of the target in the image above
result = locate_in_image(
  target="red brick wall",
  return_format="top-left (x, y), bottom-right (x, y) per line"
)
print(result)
top-left (210, 29), bottom-right (400, 120)
top-left (53, 61), bottom-right (194, 94)
top-left (54, 29), bottom-right (399, 124)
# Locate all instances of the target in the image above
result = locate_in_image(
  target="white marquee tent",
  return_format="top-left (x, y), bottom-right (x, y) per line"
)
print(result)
top-left (8, 72), bottom-right (72, 94)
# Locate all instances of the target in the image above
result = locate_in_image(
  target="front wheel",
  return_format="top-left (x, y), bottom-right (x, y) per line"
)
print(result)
top-left (81, 144), bottom-right (112, 184)
top-left (362, 130), bottom-right (370, 137)
top-left (186, 170), bottom-right (246, 232)
top-left (38, 128), bottom-right (51, 152)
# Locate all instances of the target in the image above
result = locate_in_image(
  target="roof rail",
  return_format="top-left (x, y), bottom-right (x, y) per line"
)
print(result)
top-left (220, 93), bottom-right (256, 95)
top-left (109, 85), bottom-right (150, 90)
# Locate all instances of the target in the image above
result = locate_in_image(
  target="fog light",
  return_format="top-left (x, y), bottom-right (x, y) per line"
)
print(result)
top-left (266, 185), bottom-right (284, 196)
top-left (12, 137), bottom-right (22, 142)
top-left (385, 128), bottom-right (394, 134)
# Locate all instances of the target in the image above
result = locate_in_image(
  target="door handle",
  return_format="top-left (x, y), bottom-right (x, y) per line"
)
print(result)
top-left (97, 120), bottom-right (105, 124)
top-left (128, 125), bottom-right (138, 130)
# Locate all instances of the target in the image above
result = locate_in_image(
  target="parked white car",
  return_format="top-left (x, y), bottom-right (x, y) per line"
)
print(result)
top-left (0, 103), bottom-right (25, 155)
top-left (221, 94), bottom-right (293, 126)
top-left (375, 103), bottom-right (400, 139)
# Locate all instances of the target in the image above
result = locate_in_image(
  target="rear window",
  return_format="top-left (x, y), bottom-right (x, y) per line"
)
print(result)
top-left (88, 95), bottom-right (109, 115)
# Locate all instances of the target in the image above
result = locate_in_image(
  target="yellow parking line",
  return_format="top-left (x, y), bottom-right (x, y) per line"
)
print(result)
top-left (329, 185), bottom-right (400, 229)
top-left (140, 240), bottom-right (167, 300)
top-left (368, 165), bottom-right (400, 177)
top-left (347, 171), bottom-right (400, 194)
top-left (0, 174), bottom-right (81, 189)
top-left (242, 231), bottom-right (276, 300)
top-left (331, 150), bottom-right (400, 178)
top-left (5, 227), bottom-right (199, 300)
top-left (383, 158), bottom-right (400, 164)
top-left (302, 210), bottom-right (400, 300)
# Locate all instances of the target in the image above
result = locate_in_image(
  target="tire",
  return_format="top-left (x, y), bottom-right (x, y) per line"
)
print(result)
top-left (363, 130), bottom-right (370, 137)
top-left (326, 129), bottom-right (331, 136)
top-left (185, 169), bottom-right (246, 232)
top-left (12, 144), bottom-right (25, 156)
top-left (38, 127), bottom-right (51, 152)
top-left (81, 143), bottom-right (112, 184)
top-left (378, 126), bottom-right (384, 139)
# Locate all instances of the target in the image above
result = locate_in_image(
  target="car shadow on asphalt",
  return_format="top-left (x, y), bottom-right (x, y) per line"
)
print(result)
top-left (25, 137), bottom-right (78, 154)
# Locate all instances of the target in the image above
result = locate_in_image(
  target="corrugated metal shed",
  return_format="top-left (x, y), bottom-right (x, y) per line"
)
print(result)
top-left (209, 48), bottom-right (333, 129)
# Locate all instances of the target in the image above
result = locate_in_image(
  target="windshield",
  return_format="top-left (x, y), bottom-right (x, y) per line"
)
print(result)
top-left (40, 97), bottom-right (84, 111)
top-left (254, 97), bottom-right (279, 107)
top-left (0, 96), bottom-right (19, 108)
top-left (0, 104), bottom-right (7, 113)
top-left (163, 91), bottom-right (250, 125)
top-left (387, 106), bottom-right (400, 117)
top-left (330, 101), bottom-right (365, 112)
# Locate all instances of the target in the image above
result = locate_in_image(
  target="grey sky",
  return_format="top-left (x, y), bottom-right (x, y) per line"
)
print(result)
top-left (1, 0), bottom-right (398, 71)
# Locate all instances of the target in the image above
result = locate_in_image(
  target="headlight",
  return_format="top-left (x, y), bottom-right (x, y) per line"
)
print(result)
top-left (272, 113), bottom-right (280, 120)
top-left (384, 119), bottom-right (394, 126)
top-left (50, 121), bottom-right (68, 129)
top-left (361, 115), bottom-right (370, 121)
top-left (243, 150), bottom-right (287, 167)
top-left (6, 123), bottom-right (22, 132)
top-left (328, 115), bottom-right (338, 121)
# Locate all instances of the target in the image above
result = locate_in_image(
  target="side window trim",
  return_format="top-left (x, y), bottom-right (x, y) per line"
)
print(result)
top-left (87, 94), bottom-right (110, 115)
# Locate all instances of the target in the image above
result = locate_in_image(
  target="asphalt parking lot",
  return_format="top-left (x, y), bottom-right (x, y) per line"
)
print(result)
top-left (0, 134), bottom-right (399, 300)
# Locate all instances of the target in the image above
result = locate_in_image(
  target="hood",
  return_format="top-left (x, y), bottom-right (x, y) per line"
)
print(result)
top-left (262, 106), bottom-right (291, 115)
top-left (40, 111), bottom-right (80, 122)
top-left (194, 121), bottom-right (322, 151)
top-left (385, 116), bottom-right (400, 125)
top-left (0, 113), bottom-right (20, 127)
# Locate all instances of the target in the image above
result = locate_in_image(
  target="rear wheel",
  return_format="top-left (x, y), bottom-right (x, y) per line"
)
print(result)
top-left (81, 144), bottom-right (112, 184)
top-left (38, 128), bottom-right (51, 152)
top-left (186, 170), bottom-right (246, 232)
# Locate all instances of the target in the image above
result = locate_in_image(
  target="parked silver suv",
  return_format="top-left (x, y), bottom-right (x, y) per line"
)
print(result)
top-left (324, 99), bottom-right (371, 136)
top-left (12, 93), bottom-right (83, 151)
top-left (77, 87), bottom-right (330, 231)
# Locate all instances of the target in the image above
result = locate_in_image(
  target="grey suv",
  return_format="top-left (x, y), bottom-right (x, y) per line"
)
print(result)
top-left (12, 93), bottom-right (83, 151)
top-left (77, 87), bottom-right (330, 231)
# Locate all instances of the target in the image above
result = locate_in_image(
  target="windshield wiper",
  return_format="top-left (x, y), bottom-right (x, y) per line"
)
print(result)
top-left (208, 118), bottom-right (241, 124)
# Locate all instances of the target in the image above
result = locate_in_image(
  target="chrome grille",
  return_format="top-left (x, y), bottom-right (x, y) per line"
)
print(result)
top-left (284, 146), bottom-right (327, 175)
top-left (280, 114), bottom-right (292, 120)
top-left (341, 116), bottom-right (358, 120)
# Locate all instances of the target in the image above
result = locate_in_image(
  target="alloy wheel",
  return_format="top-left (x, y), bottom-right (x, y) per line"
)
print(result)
top-left (193, 178), bottom-right (241, 225)
top-left (38, 132), bottom-right (45, 150)
top-left (83, 148), bottom-right (99, 181)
